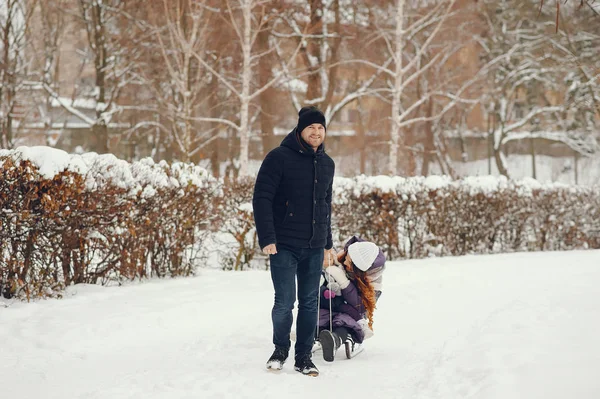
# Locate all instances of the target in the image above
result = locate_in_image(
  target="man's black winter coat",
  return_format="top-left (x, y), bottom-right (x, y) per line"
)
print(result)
top-left (252, 129), bottom-right (335, 250)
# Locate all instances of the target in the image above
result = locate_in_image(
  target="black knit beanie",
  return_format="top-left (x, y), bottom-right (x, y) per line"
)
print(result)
top-left (296, 106), bottom-right (326, 134)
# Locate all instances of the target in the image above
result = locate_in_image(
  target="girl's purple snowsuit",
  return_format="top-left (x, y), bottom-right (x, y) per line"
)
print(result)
top-left (318, 280), bottom-right (367, 342)
top-left (317, 236), bottom-right (386, 343)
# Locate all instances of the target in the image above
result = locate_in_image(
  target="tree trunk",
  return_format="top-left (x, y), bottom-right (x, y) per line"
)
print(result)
top-left (181, 0), bottom-right (192, 162)
top-left (356, 99), bottom-right (367, 174)
top-left (1, 6), bottom-right (14, 149)
top-left (91, 123), bottom-right (109, 153)
top-left (305, 0), bottom-right (323, 104)
top-left (1, 115), bottom-right (13, 149)
top-left (574, 151), bottom-right (579, 184)
top-left (494, 145), bottom-right (510, 177)
top-left (208, 76), bottom-right (221, 178)
top-left (321, 0), bottom-right (341, 111)
top-left (238, 0), bottom-right (252, 177)
top-left (91, 0), bottom-right (109, 153)
top-left (487, 112), bottom-right (494, 174)
top-left (388, 0), bottom-right (404, 176)
top-left (406, 126), bottom-right (417, 176)
top-left (421, 99), bottom-right (434, 176)
top-left (257, 28), bottom-right (276, 156)
top-left (530, 137), bottom-right (536, 179)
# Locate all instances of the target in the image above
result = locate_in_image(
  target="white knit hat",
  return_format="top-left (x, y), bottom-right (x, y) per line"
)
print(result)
top-left (347, 241), bottom-right (379, 272)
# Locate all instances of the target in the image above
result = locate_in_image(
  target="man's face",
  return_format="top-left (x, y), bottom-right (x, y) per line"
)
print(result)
top-left (300, 123), bottom-right (326, 150)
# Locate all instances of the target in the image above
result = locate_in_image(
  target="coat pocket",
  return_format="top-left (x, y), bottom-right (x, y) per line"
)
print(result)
top-left (282, 200), bottom-right (294, 225)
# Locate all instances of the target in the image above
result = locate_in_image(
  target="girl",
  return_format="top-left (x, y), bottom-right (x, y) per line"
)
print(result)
top-left (317, 236), bottom-right (386, 362)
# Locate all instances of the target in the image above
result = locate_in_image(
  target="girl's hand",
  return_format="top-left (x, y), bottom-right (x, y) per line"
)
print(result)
top-left (324, 289), bottom-right (336, 299)
top-left (325, 266), bottom-right (350, 289)
top-left (327, 282), bottom-right (341, 296)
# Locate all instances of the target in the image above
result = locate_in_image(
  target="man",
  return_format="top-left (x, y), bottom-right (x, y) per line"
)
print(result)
top-left (252, 106), bottom-right (335, 377)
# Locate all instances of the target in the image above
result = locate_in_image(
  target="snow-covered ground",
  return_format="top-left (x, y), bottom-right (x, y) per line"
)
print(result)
top-left (2, 250), bottom-right (600, 399)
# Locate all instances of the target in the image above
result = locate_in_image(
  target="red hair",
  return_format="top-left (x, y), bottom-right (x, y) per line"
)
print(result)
top-left (340, 251), bottom-right (377, 330)
top-left (352, 268), bottom-right (376, 330)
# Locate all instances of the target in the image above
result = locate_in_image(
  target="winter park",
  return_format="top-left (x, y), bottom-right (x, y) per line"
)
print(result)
top-left (2, 0), bottom-right (600, 398)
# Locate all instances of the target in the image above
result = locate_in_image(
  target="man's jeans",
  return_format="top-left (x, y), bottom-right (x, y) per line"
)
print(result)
top-left (270, 244), bottom-right (323, 358)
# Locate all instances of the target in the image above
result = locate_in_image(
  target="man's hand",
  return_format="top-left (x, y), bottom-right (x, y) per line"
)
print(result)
top-left (323, 248), bottom-right (336, 268)
top-left (262, 244), bottom-right (277, 255)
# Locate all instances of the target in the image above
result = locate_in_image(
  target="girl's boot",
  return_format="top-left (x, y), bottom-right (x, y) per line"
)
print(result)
top-left (318, 329), bottom-right (342, 362)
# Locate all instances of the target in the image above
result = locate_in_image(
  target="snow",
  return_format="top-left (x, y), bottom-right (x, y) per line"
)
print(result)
top-left (331, 173), bottom-right (587, 206)
top-left (366, 175), bottom-right (398, 193)
top-left (279, 78), bottom-right (308, 93)
top-left (2, 250), bottom-right (600, 398)
top-left (50, 96), bottom-right (97, 110)
top-left (423, 174), bottom-right (451, 190)
top-left (239, 202), bottom-right (253, 213)
top-left (461, 175), bottom-right (509, 195)
top-left (334, 175), bottom-right (401, 197)
top-left (0, 146), bottom-right (88, 179)
top-left (0, 146), bottom-right (215, 197)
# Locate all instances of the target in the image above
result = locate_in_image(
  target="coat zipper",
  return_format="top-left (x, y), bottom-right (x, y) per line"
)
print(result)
top-left (309, 154), bottom-right (318, 248)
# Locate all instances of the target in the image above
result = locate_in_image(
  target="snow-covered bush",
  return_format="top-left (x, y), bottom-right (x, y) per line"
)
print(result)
top-left (332, 175), bottom-right (600, 259)
top-left (214, 178), bottom-right (262, 271)
top-left (0, 147), bottom-right (218, 299)
top-left (2, 147), bottom-right (599, 299)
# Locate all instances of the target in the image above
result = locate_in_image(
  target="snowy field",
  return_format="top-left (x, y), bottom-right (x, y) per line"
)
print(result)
top-left (2, 250), bottom-right (600, 399)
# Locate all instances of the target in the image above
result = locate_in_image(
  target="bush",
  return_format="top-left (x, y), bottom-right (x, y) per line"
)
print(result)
top-left (0, 148), bottom-right (217, 299)
top-left (332, 175), bottom-right (600, 259)
top-left (216, 177), bottom-right (263, 271)
top-left (2, 148), bottom-right (598, 299)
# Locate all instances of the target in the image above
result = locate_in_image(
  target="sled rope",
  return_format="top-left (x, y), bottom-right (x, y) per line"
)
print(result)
top-left (316, 250), bottom-right (335, 341)
top-left (327, 251), bottom-right (333, 333)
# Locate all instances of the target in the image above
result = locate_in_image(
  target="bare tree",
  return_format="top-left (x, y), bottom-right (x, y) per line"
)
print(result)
top-left (537, 0), bottom-right (599, 32)
top-left (386, 0), bottom-right (482, 176)
top-left (477, 0), bottom-right (598, 177)
top-left (277, 1), bottom-right (391, 129)
top-left (359, 0), bottom-right (480, 176)
top-left (125, 0), bottom-right (224, 162)
top-left (41, 0), bottom-right (142, 153)
top-left (189, 0), bottom-right (304, 177)
top-left (277, 0), bottom-right (489, 176)
top-left (0, 0), bottom-right (38, 148)
top-left (554, 10), bottom-right (600, 133)
top-left (78, 0), bottom-right (112, 152)
top-left (289, 0), bottom-right (343, 108)
top-left (33, 0), bottom-right (70, 146)
top-left (36, 1), bottom-right (68, 93)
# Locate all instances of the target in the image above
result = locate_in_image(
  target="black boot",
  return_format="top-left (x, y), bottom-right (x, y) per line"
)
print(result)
top-left (266, 346), bottom-right (288, 371)
top-left (294, 353), bottom-right (319, 376)
top-left (318, 329), bottom-right (342, 362)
